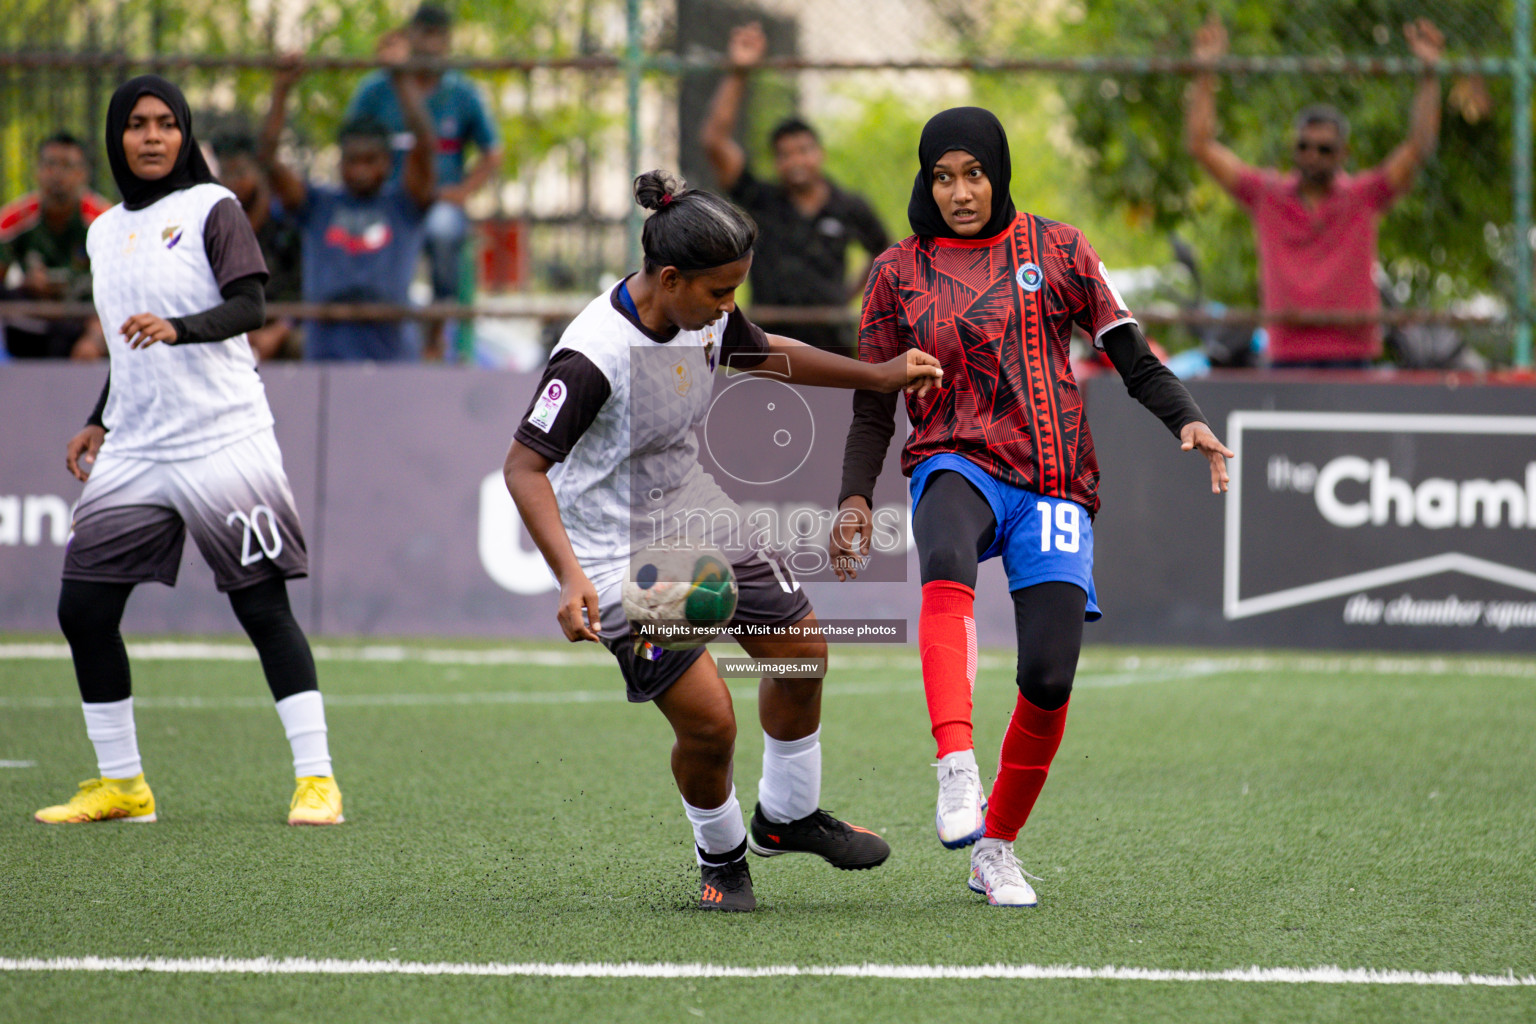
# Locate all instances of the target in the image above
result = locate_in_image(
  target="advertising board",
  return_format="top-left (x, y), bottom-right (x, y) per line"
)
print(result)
top-left (1088, 377), bottom-right (1536, 652)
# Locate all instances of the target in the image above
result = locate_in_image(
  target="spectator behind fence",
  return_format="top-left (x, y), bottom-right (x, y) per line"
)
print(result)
top-left (0, 132), bottom-right (109, 360)
top-left (344, 3), bottom-right (502, 359)
top-left (259, 43), bottom-right (437, 362)
top-left (1185, 16), bottom-right (1444, 368)
top-left (700, 22), bottom-right (889, 355)
top-left (213, 128), bottom-right (303, 361)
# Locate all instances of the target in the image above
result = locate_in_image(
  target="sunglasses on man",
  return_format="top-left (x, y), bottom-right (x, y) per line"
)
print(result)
top-left (1295, 139), bottom-right (1337, 156)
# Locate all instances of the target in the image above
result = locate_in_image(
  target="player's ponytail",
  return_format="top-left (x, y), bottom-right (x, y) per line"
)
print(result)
top-left (634, 169), bottom-right (756, 275)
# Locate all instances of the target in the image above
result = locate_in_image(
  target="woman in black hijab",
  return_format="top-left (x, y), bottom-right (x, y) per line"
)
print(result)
top-left (905, 105), bottom-right (1017, 240)
top-left (105, 75), bottom-right (219, 211)
top-left (831, 106), bottom-right (1232, 907)
top-left (94, 75), bottom-right (256, 350)
top-left (37, 75), bottom-right (347, 830)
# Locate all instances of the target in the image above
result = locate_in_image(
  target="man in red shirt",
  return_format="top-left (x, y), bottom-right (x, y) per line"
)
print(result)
top-left (1185, 16), bottom-right (1443, 367)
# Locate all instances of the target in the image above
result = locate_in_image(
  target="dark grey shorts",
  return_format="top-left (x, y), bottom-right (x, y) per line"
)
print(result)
top-left (62, 429), bottom-right (308, 593)
top-left (600, 552), bottom-right (815, 703)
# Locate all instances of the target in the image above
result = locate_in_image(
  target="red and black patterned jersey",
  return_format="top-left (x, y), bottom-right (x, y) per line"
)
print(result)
top-left (858, 212), bottom-right (1135, 515)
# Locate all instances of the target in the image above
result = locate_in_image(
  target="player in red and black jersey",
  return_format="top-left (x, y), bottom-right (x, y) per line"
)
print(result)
top-left (831, 107), bottom-right (1233, 906)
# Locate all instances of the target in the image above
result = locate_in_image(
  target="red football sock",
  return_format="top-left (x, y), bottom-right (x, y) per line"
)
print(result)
top-left (919, 580), bottom-right (977, 758)
top-left (983, 694), bottom-right (1069, 841)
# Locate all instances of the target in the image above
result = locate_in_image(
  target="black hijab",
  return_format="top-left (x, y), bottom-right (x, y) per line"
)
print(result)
top-left (907, 106), bottom-right (1018, 240)
top-left (105, 75), bottom-right (217, 211)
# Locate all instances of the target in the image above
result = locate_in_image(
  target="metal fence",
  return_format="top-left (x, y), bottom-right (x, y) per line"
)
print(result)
top-left (1, 0), bottom-right (1531, 367)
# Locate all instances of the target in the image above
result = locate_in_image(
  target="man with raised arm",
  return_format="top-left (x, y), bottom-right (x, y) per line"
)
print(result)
top-left (1185, 16), bottom-right (1443, 367)
top-left (259, 38), bottom-right (437, 362)
top-left (699, 22), bottom-right (889, 355)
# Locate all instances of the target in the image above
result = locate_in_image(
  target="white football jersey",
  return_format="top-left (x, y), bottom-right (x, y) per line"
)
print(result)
top-left (88, 183), bottom-right (273, 461)
top-left (543, 285), bottom-right (755, 595)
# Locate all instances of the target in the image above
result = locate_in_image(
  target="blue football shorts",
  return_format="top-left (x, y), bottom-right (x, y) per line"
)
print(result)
top-left (909, 453), bottom-right (1101, 621)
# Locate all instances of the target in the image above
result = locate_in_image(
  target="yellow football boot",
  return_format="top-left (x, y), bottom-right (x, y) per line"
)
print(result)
top-left (35, 774), bottom-right (156, 824)
top-left (288, 776), bottom-right (344, 826)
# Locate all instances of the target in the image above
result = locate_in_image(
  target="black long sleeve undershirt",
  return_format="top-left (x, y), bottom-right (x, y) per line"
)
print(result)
top-left (86, 376), bottom-right (109, 429)
top-left (84, 274), bottom-right (268, 429)
top-left (165, 274), bottom-right (266, 345)
top-left (837, 389), bottom-right (899, 507)
top-left (835, 323), bottom-right (1207, 507)
top-left (1097, 322), bottom-right (1207, 438)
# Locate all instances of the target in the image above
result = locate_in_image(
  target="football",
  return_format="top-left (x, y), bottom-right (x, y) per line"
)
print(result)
top-left (622, 546), bottom-right (738, 650)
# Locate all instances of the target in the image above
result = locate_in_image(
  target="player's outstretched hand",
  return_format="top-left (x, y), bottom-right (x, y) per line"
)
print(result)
top-left (557, 572), bottom-right (602, 643)
top-left (1180, 420), bottom-right (1234, 494)
top-left (875, 349), bottom-right (943, 398)
top-left (828, 496), bottom-right (873, 581)
top-left (120, 313), bottom-right (178, 349)
top-left (65, 425), bottom-right (105, 483)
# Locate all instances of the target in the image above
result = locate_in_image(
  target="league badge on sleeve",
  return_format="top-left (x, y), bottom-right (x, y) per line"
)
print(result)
top-left (527, 380), bottom-right (567, 433)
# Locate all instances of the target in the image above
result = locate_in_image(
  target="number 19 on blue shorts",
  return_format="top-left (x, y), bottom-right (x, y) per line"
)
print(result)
top-left (1013, 493), bottom-right (1098, 615)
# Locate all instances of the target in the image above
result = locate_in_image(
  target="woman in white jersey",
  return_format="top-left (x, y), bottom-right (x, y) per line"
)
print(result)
top-left (34, 76), bottom-right (343, 828)
top-left (505, 171), bottom-right (942, 911)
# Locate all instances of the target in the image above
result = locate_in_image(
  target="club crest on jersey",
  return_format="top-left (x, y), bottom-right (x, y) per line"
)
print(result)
top-left (1016, 262), bottom-right (1043, 292)
top-left (673, 361), bottom-right (692, 396)
top-left (162, 223), bottom-right (183, 249)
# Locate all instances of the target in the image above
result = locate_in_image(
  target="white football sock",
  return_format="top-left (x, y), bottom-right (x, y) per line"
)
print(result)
top-left (275, 690), bottom-right (332, 778)
top-left (82, 698), bottom-right (142, 779)
top-left (681, 787), bottom-right (747, 865)
top-left (758, 727), bottom-right (822, 824)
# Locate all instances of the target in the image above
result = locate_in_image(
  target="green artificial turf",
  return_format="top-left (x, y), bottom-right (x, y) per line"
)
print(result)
top-left (0, 641), bottom-right (1532, 1023)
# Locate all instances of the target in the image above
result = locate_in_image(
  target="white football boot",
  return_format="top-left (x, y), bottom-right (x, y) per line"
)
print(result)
top-left (934, 749), bottom-right (987, 849)
top-left (968, 837), bottom-right (1039, 907)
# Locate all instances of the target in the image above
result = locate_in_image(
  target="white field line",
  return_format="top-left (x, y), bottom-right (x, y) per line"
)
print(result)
top-left (0, 759), bottom-right (36, 768)
top-left (0, 666), bottom-right (1219, 711)
top-left (0, 643), bottom-right (616, 667)
top-left (0, 691), bottom-right (627, 710)
top-left (0, 645), bottom-right (1530, 712)
top-left (0, 956), bottom-right (1531, 987)
top-left (2, 642), bottom-right (1533, 681)
top-left (0, 681), bottom-right (901, 710)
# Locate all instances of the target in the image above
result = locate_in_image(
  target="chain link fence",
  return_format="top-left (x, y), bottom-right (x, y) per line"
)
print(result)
top-left (1, 0), bottom-right (1530, 366)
